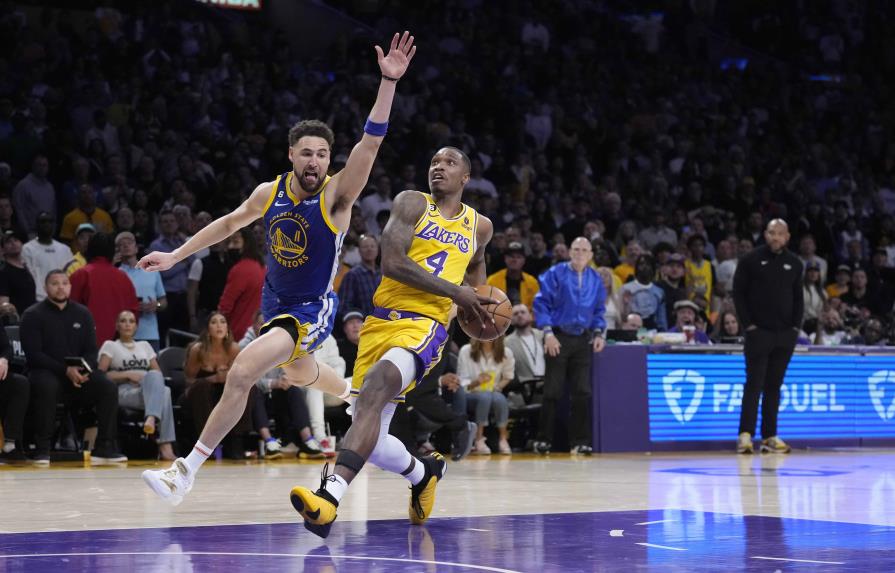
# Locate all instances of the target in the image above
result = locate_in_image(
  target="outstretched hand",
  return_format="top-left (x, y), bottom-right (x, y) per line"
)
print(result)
top-left (137, 251), bottom-right (178, 273)
top-left (375, 31), bottom-right (416, 80)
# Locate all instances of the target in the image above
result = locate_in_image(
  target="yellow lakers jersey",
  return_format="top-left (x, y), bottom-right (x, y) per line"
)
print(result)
top-left (373, 193), bottom-right (479, 324)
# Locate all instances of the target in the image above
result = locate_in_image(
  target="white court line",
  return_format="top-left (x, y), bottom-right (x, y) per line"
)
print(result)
top-left (466, 528), bottom-right (491, 532)
top-left (635, 520), bottom-right (674, 525)
top-left (752, 556), bottom-right (845, 565)
top-left (636, 543), bottom-right (687, 551)
top-left (0, 551), bottom-right (522, 573)
top-left (609, 530), bottom-right (624, 537)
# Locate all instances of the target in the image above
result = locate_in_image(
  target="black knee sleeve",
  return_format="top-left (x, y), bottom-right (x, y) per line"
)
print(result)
top-left (335, 448), bottom-right (366, 475)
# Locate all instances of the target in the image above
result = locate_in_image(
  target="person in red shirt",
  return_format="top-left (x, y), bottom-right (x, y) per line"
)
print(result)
top-left (70, 233), bottom-right (139, 344)
top-left (218, 228), bottom-right (265, 340)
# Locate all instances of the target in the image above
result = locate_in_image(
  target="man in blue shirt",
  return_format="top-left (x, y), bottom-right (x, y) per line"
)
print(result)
top-left (117, 232), bottom-right (167, 351)
top-left (149, 210), bottom-right (191, 344)
top-left (532, 236), bottom-right (607, 455)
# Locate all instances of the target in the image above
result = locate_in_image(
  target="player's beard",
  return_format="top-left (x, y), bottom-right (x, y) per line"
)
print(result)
top-left (295, 169), bottom-right (322, 194)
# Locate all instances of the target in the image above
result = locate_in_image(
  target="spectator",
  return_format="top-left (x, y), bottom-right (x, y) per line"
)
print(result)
top-left (551, 242), bottom-right (569, 265)
top-left (457, 337), bottom-right (514, 456)
top-left (188, 240), bottom-right (231, 333)
top-left (713, 239), bottom-right (739, 294)
top-left (533, 236), bottom-right (607, 455)
top-left (0, 195), bottom-right (24, 237)
top-left (639, 208), bottom-right (678, 251)
top-left (0, 231), bottom-right (35, 315)
top-left (59, 184), bottom-right (114, 244)
top-left (798, 234), bottom-right (828, 284)
top-left (218, 228), bottom-right (265, 340)
top-left (70, 233), bottom-right (139, 345)
top-left (619, 254), bottom-right (667, 330)
top-left (826, 264), bottom-right (851, 299)
top-left (150, 210), bottom-right (193, 342)
top-left (337, 234), bottom-right (381, 320)
top-left (841, 268), bottom-right (882, 315)
top-left (0, 322), bottom-right (29, 461)
top-left (685, 234), bottom-right (713, 308)
top-left (523, 232), bottom-right (552, 278)
top-left (713, 311), bottom-right (744, 343)
top-left (658, 253), bottom-right (688, 321)
top-left (337, 310), bottom-right (363, 376)
top-left (595, 267), bottom-right (621, 330)
top-left (621, 312), bottom-right (644, 331)
top-left (97, 310), bottom-right (176, 461)
top-left (21, 270), bottom-right (126, 465)
top-left (856, 318), bottom-right (888, 347)
top-left (465, 158), bottom-right (498, 199)
top-left (360, 175), bottom-right (393, 235)
top-left (486, 241), bottom-right (540, 310)
top-left (183, 311), bottom-right (252, 459)
top-left (63, 223), bottom-right (97, 276)
top-left (12, 155), bottom-right (55, 238)
top-left (814, 307), bottom-right (849, 346)
top-left (21, 212), bottom-right (72, 302)
top-left (117, 231), bottom-right (167, 351)
top-left (802, 262), bottom-right (827, 327)
top-left (733, 219), bottom-right (803, 455)
top-left (613, 239), bottom-right (642, 283)
top-left (668, 299), bottom-right (712, 343)
top-left (504, 303), bottom-right (546, 385)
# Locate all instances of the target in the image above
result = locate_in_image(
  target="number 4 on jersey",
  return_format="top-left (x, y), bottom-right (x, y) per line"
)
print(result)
top-left (425, 250), bottom-right (449, 277)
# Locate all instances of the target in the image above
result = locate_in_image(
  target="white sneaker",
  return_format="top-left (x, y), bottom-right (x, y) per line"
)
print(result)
top-left (472, 438), bottom-right (491, 455)
top-left (142, 458), bottom-right (194, 506)
top-left (264, 439), bottom-right (284, 460)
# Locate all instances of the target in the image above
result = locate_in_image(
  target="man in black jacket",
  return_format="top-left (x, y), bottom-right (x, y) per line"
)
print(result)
top-left (21, 269), bottom-right (126, 465)
top-left (0, 322), bottom-right (29, 462)
top-left (733, 219), bottom-right (803, 455)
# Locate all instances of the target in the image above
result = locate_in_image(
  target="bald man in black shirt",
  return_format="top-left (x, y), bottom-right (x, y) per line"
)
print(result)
top-left (733, 219), bottom-right (803, 455)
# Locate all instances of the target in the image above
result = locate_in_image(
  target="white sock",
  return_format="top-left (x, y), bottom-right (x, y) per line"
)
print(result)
top-left (338, 377), bottom-right (351, 401)
top-left (323, 473), bottom-right (349, 502)
top-left (2, 440), bottom-right (15, 453)
top-left (183, 441), bottom-right (212, 475)
top-left (405, 457), bottom-right (426, 486)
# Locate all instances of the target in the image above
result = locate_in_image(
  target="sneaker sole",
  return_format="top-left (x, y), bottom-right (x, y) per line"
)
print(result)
top-left (760, 446), bottom-right (791, 454)
top-left (141, 471), bottom-right (184, 506)
top-left (289, 487), bottom-right (336, 526)
top-left (264, 452), bottom-right (284, 460)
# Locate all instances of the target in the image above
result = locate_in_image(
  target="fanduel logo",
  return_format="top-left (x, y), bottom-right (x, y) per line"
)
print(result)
top-left (868, 370), bottom-right (895, 421)
top-left (663, 369), bottom-right (705, 423)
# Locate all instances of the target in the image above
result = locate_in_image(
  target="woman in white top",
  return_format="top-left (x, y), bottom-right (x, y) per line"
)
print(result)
top-left (456, 337), bottom-right (515, 455)
top-left (98, 310), bottom-right (176, 460)
top-left (597, 267), bottom-right (621, 329)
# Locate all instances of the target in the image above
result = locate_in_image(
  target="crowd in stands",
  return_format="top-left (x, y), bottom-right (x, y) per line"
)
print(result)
top-left (2, 0), bottom-right (895, 461)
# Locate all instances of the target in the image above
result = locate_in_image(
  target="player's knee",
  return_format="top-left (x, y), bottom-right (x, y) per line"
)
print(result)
top-left (225, 362), bottom-right (256, 392)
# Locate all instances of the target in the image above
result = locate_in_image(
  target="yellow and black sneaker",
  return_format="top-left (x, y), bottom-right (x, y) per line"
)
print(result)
top-left (409, 452), bottom-right (447, 525)
top-left (290, 464), bottom-right (340, 538)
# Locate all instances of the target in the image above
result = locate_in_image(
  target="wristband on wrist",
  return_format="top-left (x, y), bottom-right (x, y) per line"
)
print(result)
top-left (364, 118), bottom-right (388, 137)
top-left (543, 327), bottom-right (554, 335)
top-left (381, 74), bottom-right (399, 82)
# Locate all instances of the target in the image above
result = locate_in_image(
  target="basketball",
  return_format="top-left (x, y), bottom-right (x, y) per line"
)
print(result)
top-left (456, 285), bottom-right (513, 341)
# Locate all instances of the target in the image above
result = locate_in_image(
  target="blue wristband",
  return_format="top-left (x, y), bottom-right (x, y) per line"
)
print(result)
top-left (364, 118), bottom-right (388, 137)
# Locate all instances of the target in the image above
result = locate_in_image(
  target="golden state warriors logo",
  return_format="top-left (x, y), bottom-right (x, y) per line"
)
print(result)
top-left (268, 212), bottom-right (311, 268)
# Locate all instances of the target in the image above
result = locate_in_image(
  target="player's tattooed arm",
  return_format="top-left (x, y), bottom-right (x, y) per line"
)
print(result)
top-left (463, 215), bottom-right (493, 288)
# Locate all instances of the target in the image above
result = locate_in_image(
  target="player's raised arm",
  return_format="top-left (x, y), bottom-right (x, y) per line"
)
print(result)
top-left (330, 32), bottom-right (416, 207)
top-left (380, 191), bottom-right (494, 323)
top-left (138, 182), bottom-right (271, 272)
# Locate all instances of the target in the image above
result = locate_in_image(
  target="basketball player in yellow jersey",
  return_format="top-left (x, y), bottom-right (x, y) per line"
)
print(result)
top-left (291, 147), bottom-right (496, 538)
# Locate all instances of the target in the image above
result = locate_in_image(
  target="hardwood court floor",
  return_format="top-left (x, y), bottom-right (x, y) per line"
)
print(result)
top-left (1, 450), bottom-right (894, 571)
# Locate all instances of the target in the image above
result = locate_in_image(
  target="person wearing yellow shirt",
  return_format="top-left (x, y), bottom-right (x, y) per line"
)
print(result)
top-left (825, 264), bottom-right (851, 299)
top-left (486, 241), bottom-right (539, 310)
top-left (63, 223), bottom-right (96, 275)
top-left (59, 183), bottom-right (114, 245)
top-left (685, 234), bottom-right (713, 307)
top-left (613, 239), bottom-right (642, 283)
